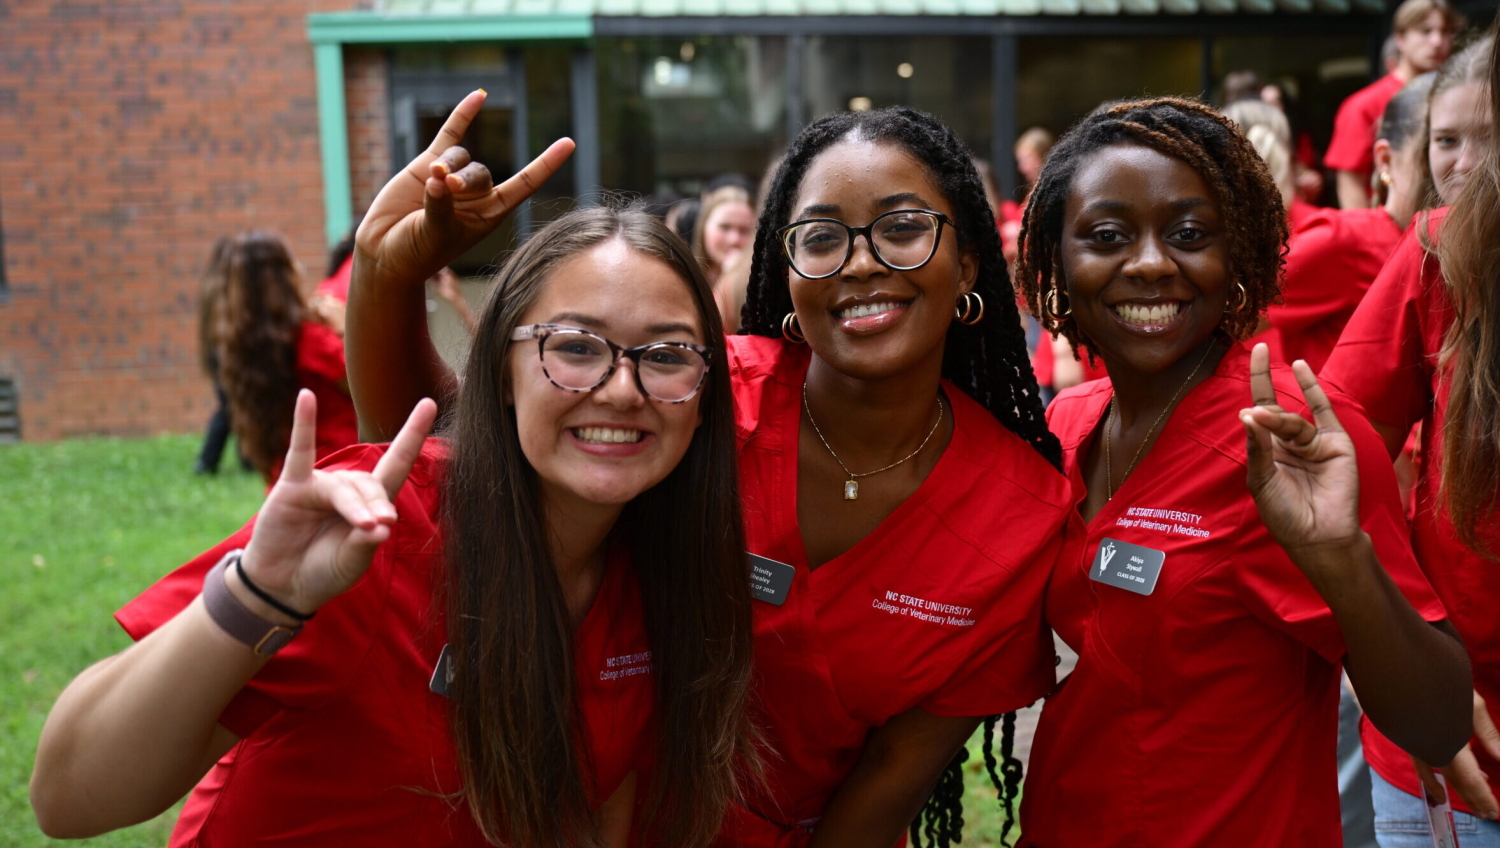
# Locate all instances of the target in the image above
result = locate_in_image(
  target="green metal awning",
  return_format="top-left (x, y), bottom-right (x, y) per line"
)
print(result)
top-left (356, 0), bottom-right (1385, 18)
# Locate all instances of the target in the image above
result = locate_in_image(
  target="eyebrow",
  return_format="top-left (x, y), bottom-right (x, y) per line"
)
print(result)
top-left (546, 312), bottom-right (700, 338)
top-left (797, 191), bottom-right (937, 220)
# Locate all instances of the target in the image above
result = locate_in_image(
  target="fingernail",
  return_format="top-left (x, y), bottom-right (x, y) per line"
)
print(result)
top-left (476, 88), bottom-right (487, 96)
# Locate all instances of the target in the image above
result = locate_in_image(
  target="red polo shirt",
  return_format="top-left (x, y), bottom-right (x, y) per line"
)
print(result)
top-left (297, 321), bottom-right (359, 464)
top-left (116, 440), bottom-right (656, 846)
top-left (1323, 209), bottom-right (1500, 815)
top-left (1023, 342), bottom-right (1444, 847)
top-left (1325, 73), bottom-right (1406, 178)
top-left (719, 335), bottom-right (1076, 847)
top-left (1272, 205), bottom-right (1405, 373)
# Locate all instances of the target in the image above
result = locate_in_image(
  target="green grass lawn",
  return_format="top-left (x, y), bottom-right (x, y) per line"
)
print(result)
top-left (1, 434), bottom-right (1019, 846)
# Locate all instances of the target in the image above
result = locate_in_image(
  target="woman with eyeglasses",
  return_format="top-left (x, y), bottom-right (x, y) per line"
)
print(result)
top-left (347, 95), bottom-right (1075, 846)
top-left (30, 117), bottom-right (758, 845)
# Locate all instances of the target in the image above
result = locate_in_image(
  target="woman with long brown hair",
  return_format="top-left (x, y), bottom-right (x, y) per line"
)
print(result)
top-left (1323, 29), bottom-right (1500, 846)
top-left (31, 193), bottom-right (756, 845)
top-left (212, 230), bottom-right (359, 483)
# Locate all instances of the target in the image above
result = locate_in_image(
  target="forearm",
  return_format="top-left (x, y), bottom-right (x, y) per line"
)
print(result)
top-left (808, 714), bottom-right (980, 848)
top-left (346, 251), bottom-right (459, 443)
top-left (1308, 534), bottom-right (1471, 765)
top-left (31, 596), bottom-right (262, 836)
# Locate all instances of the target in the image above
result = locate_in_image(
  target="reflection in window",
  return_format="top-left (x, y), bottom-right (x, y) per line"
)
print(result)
top-left (598, 37), bottom-right (788, 198)
top-left (803, 36), bottom-right (992, 162)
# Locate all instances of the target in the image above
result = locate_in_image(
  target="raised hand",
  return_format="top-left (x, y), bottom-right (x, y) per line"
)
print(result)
top-left (1239, 343), bottom-right (1363, 569)
top-left (354, 90), bottom-right (575, 292)
top-left (239, 390), bottom-right (437, 615)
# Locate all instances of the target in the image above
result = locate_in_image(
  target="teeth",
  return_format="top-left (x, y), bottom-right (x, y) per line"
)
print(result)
top-left (575, 427), bottom-right (643, 444)
top-left (1114, 302), bottom-right (1181, 325)
top-left (839, 301), bottom-right (902, 320)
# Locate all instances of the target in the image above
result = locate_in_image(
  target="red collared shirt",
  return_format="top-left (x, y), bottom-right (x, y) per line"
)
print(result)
top-left (1023, 342), bottom-right (1444, 848)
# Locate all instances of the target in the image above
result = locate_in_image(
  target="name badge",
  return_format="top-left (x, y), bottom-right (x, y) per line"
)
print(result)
top-left (1089, 537), bottom-right (1165, 596)
top-left (748, 553), bottom-right (795, 606)
top-left (429, 643), bottom-right (454, 697)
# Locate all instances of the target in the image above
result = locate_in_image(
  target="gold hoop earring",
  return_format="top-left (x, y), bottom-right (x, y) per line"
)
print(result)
top-left (1227, 281), bottom-right (1248, 313)
top-left (1379, 171), bottom-right (1393, 188)
top-left (1042, 286), bottom-right (1072, 323)
top-left (954, 291), bottom-right (985, 326)
top-left (781, 312), bottom-right (806, 344)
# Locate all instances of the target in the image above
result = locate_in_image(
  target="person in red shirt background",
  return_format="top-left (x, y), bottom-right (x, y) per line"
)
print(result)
top-left (1327, 0), bottom-right (1462, 209)
top-left (1013, 96), bottom-right (1471, 847)
top-left (1323, 24), bottom-right (1500, 848)
top-left (30, 185), bottom-right (760, 845)
top-left (196, 230), bottom-right (360, 485)
top-left (1274, 72), bottom-right (1435, 374)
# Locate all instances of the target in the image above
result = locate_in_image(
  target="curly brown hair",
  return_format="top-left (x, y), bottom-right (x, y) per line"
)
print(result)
top-left (1014, 97), bottom-right (1288, 361)
top-left (215, 230), bottom-right (304, 480)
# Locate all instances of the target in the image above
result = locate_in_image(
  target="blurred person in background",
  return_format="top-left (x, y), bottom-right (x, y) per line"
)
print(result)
top-left (1323, 26), bottom-right (1500, 848)
top-left (212, 231), bottom-right (358, 485)
top-left (1327, 0), bottom-right (1463, 209)
top-left (1426, 36), bottom-right (1493, 208)
top-left (194, 236), bottom-right (248, 475)
top-left (692, 185), bottom-right (754, 289)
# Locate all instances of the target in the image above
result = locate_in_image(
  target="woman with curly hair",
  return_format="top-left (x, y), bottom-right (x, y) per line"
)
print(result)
top-left (345, 91), bottom-right (1075, 847)
top-left (213, 230), bottom-right (358, 483)
top-left (1011, 96), bottom-right (1470, 846)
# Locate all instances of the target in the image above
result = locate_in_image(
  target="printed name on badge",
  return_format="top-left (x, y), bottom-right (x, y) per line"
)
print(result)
top-left (1089, 537), bottom-right (1165, 596)
top-left (748, 553), bottom-right (795, 606)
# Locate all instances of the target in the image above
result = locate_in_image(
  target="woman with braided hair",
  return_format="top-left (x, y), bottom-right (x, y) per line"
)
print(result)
top-left (344, 100), bottom-right (1076, 847)
top-left (1012, 96), bottom-right (1470, 846)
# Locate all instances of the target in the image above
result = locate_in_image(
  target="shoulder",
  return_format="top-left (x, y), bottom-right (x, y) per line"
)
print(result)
top-left (1046, 379), bottom-right (1113, 449)
top-left (1346, 74), bottom-right (1402, 112)
top-left (727, 335), bottom-right (807, 440)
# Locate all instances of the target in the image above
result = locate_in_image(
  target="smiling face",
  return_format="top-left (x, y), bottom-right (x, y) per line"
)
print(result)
top-left (786, 136), bottom-right (977, 381)
top-left (507, 238), bottom-right (706, 508)
top-left (1059, 144), bottom-right (1231, 376)
top-left (1429, 81), bottom-right (1492, 205)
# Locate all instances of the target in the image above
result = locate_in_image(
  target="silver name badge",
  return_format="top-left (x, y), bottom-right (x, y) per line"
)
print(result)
top-left (1089, 537), bottom-right (1165, 596)
top-left (429, 643), bottom-right (454, 697)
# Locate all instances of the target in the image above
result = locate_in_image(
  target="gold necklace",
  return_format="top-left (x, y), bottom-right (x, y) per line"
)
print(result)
top-left (803, 381), bottom-right (944, 501)
top-left (1104, 340), bottom-right (1218, 501)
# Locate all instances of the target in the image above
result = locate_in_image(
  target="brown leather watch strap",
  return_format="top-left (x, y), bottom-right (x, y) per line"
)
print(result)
top-left (202, 549), bottom-right (301, 657)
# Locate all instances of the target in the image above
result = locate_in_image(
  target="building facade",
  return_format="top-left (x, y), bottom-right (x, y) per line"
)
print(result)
top-left (0, 0), bottom-right (1457, 440)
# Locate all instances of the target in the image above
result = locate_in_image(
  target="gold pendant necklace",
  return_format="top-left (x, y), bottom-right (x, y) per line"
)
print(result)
top-left (803, 381), bottom-right (944, 500)
top-left (1105, 339), bottom-right (1218, 501)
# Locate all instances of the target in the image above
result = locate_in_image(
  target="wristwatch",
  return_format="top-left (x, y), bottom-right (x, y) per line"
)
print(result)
top-left (202, 549), bottom-right (303, 656)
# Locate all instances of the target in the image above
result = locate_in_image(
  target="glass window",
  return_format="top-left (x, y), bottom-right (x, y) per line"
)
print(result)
top-left (803, 36), bottom-right (993, 161)
top-left (1017, 36), bottom-right (1200, 142)
top-left (597, 36), bottom-right (788, 198)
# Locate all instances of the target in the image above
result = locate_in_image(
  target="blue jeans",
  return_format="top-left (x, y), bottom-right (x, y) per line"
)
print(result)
top-left (1372, 770), bottom-right (1500, 847)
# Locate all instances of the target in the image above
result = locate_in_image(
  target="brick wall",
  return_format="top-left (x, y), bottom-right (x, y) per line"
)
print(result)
top-left (0, 0), bottom-right (381, 441)
top-left (346, 47), bottom-right (391, 221)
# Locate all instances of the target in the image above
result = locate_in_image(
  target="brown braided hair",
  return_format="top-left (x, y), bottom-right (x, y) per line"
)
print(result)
top-left (1014, 97), bottom-right (1288, 361)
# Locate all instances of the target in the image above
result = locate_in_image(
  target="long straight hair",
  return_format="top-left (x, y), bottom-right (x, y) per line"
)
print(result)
top-left (442, 206), bottom-right (757, 846)
top-left (1435, 25), bottom-right (1500, 557)
top-left (215, 230), bottom-right (304, 479)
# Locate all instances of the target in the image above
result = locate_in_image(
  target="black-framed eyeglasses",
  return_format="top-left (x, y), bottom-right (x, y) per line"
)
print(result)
top-left (776, 208), bottom-right (955, 280)
top-left (510, 324), bottom-right (713, 404)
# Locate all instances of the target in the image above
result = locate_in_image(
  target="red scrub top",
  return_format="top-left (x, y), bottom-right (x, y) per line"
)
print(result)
top-left (116, 440), bottom-right (656, 847)
top-left (316, 254), bottom-right (353, 302)
top-left (1272, 205), bottom-right (1405, 373)
top-left (296, 320), bottom-right (360, 466)
top-left (1022, 341), bottom-right (1445, 848)
top-left (721, 335), bottom-right (1074, 847)
top-left (1323, 208), bottom-right (1500, 815)
top-left (1032, 334), bottom-right (1108, 392)
top-left (1325, 73), bottom-right (1406, 178)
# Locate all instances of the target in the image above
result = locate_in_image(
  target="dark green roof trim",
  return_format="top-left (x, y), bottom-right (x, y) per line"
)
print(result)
top-left (307, 11), bottom-right (593, 45)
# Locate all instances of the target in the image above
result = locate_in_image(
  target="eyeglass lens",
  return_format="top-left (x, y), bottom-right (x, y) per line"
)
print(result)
top-left (783, 211), bottom-right (941, 278)
top-left (540, 331), bottom-right (707, 402)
